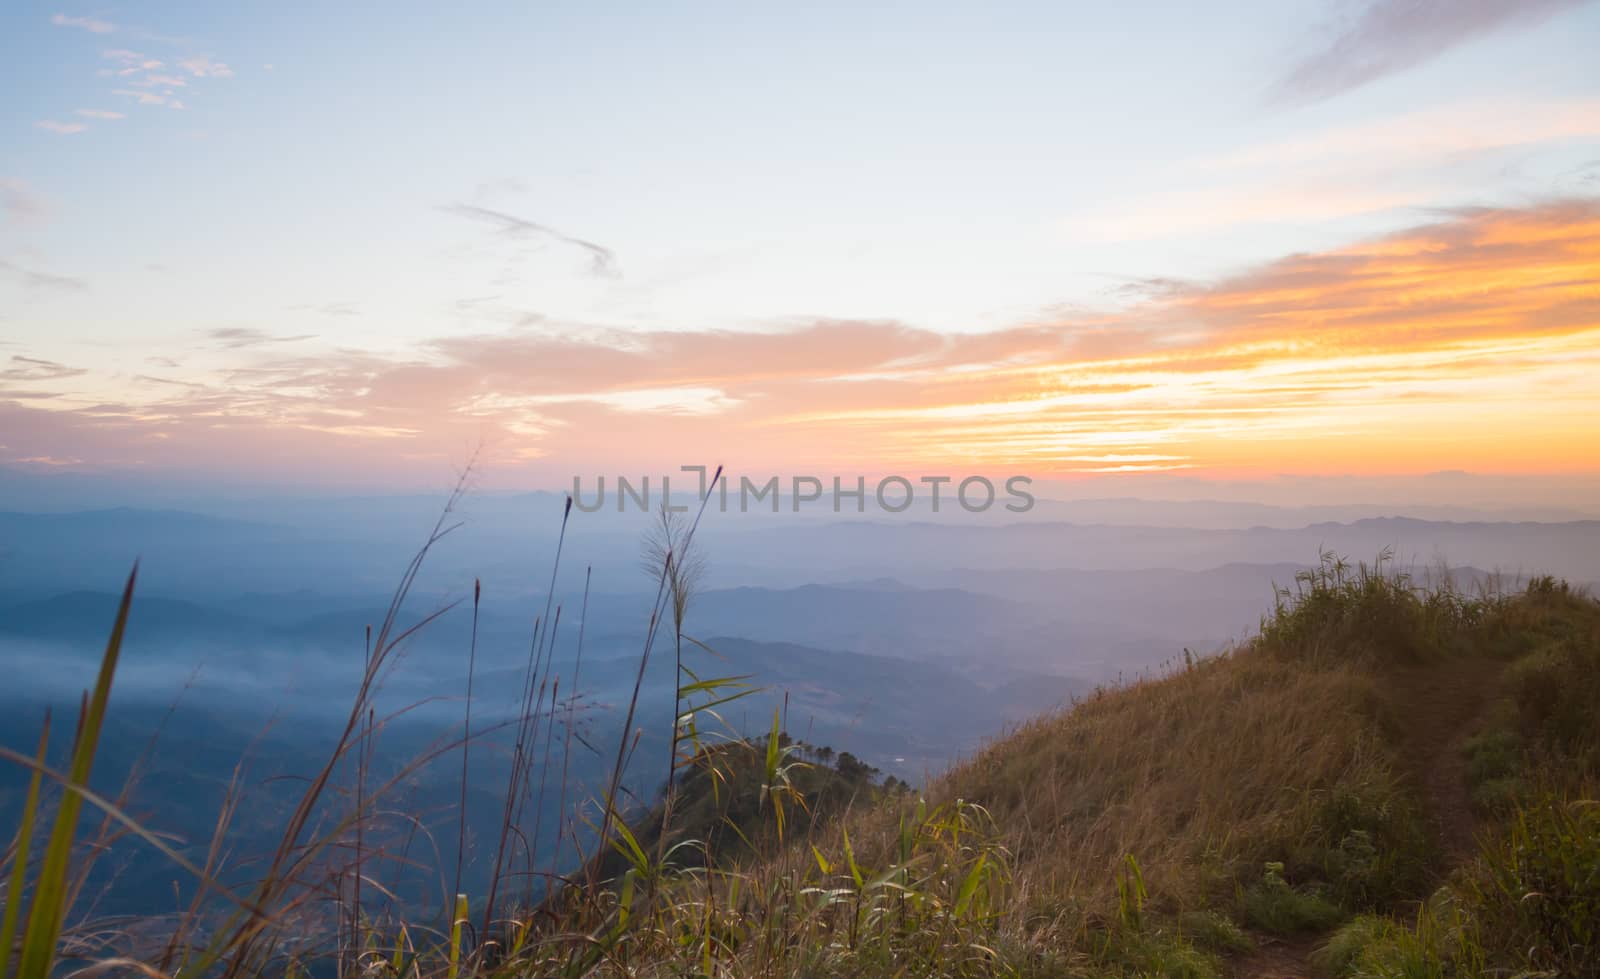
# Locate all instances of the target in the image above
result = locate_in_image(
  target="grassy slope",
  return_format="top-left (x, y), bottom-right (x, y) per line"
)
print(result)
top-left (823, 561), bottom-right (1600, 977)
top-left (628, 558), bottom-right (1600, 977)
top-left (5, 558), bottom-right (1598, 977)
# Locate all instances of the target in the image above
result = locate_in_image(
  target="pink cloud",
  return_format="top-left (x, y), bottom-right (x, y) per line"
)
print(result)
top-left (51, 12), bottom-right (116, 33)
top-left (35, 120), bottom-right (89, 135)
top-left (177, 55), bottom-right (234, 78)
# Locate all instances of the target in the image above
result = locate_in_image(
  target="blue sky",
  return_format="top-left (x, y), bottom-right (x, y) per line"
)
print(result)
top-left (1, 0), bottom-right (1597, 488)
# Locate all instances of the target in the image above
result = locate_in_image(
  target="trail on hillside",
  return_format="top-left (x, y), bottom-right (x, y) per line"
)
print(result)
top-left (1234, 936), bottom-right (1320, 979)
top-left (1232, 656), bottom-right (1503, 978)
top-left (1390, 657), bottom-right (1503, 866)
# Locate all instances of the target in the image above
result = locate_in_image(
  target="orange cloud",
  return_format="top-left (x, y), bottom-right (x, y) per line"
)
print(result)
top-left (4, 201), bottom-right (1597, 484)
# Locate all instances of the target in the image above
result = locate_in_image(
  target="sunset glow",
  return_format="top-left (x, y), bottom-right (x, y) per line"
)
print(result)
top-left (3, 202), bottom-right (1595, 483)
top-left (3, 1), bottom-right (1598, 490)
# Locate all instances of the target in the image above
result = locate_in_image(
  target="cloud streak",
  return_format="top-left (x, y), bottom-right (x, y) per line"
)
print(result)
top-left (35, 120), bottom-right (89, 135)
top-left (51, 13), bottom-right (116, 34)
top-left (1, 355), bottom-right (87, 383)
top-left (1, 179), bottom-right (47, 224)
top-left (40, 36), bottom-right (233, 127)
top-left (446, 203), bottom-right (622, 278)
top-left (112, 88), bottom-right (184, 109)
top-left (1273, 0), bottom-right (1590, 105)
top-left (177, 55), bottom-right (233, 78)
top-left (206, 327), bottom-right (317, 349)
top-left (0, 259), bottom-right (89, 293)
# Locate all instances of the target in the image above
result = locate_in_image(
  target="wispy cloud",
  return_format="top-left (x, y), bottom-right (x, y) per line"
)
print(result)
top-left (177, 55), bottom-right (234, 78)
top-left (51, 12), bottom-right (116, 34)
top-left (1272, 0), bottom-right (1590, 105)
top-left (286, 302), bottom-right (362, 318)
top-left (0, 259), bottom-right (89, 293)
top-left (206, 327), bottom-right (317, 349)
top-left (34, 120), bottom-right (89, 135)
top-left (112, 89), bottom-right (184, 109)
top-left (100, 48), bottom-right (163, 75)
top-left (51, 37), bottom-right (232, 124)
top-left (0, 179), bottom-right (47, 224)
top-left (132, 72), bottom-right (188, 88)
top-left (1068, 97), bottom-right (1600, 242)
top-left (446, 203), bottom-right (622, 278)
top-left (1, 355), bottom-right (87, 383)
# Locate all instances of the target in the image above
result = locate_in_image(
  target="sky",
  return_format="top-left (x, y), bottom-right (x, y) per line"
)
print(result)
top-left (1, 0), bottom-right (1597, 496)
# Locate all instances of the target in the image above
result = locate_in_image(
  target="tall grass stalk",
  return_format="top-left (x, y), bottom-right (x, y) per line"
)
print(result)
top-left (0, 711), bottom-right (49, 979)
top-left (13, 565), bottom-right (135, 979)
top-left (451, 578), bottom-right (480, 917)
top-left (484, 496), bottom-right (571, 936)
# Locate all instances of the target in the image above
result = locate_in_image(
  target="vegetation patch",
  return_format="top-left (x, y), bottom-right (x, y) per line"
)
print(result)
top-left (1176, 909), bottom-right (1253, 953)
top-left (1240, 861), bottom-right (1343, 936)
top-left (1302, 779), bottom-right (1430, 908)
top-left (1462, 723), bottom-right (1528, 812)
top-left (1465, 794), bottom-right (1600, 978)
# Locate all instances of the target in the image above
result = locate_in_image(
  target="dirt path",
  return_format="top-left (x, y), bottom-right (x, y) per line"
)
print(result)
top-left (1388, 657), bottom-right (1503, 867)
top-left (1230, 657), bottom-right (1504, 977)
top-left (1233, 936), bottom-right (1320, 978)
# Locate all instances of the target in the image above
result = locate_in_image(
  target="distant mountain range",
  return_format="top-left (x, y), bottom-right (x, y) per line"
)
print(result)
top-left (5, 506), bottom-right (1596, 604)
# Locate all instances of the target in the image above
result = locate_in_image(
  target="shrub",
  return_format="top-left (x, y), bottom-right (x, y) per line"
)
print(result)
top-left (1463, 726), bottom-right (1521, 786)
top-left (1510, 640), bottom-right (1600, 754)
top-left (1316, 914), bottom-right (1404, 976)
top-left (1095, 927), bottom-right (1222, 979)
top-left (1241, 862), bottom-right (1343, 935)
top-left (1314, 906), bottom-right (1473, 979)
top-left (1306, 780), bottom-right (1430, 908)
top-left (1467, 795), bottom-right (1600, 978)
top-left (1177, 909), bottom-right (1253, 953)
top-left (1348, 929), bottom-right (1448, 979)
top-left (1463, 725), bottom-right (1528, 812)
top-left (1477, 575), bottom-right (1595, 660)
top-left (1255, 550), bottom-right (1505, 667)
top-left (1469, 775), bottom-right (1528, 813)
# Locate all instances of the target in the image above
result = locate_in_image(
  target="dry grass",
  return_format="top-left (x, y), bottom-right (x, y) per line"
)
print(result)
top-left (914, 651), bottom-right (1391, 915)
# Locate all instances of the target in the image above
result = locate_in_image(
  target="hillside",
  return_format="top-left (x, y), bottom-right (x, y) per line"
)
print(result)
top-left (4, 557), bottom-right (1598, 977)
top-left (872, 560), bottom-right (1600, 977)
top-left (539, 557), bottom-right (1600, 977)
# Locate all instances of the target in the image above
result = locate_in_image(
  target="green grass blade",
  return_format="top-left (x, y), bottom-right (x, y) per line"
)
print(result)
top-left (764, 708), bottom-right (781, 785)
top-left (447, 893), bottom-right (467, 979)
top-left (16, 564), bottom-right (135, 979)
top-left (811, 844), bottom-right (831, 876)
top-left (681, 687), bottom-right (759, 716)
top-left (608, 814), bottom-right (651, 879)
top-left (843, 826), bottom-right (864, 890)
top-left (955, 853), bottom-right (988, 917)
top-left (0, 713), bottom-right (50, 979)
top-left (617, 867), bottom-right (636, 928)
top-left (676, 674), bottom-right (755, 697)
